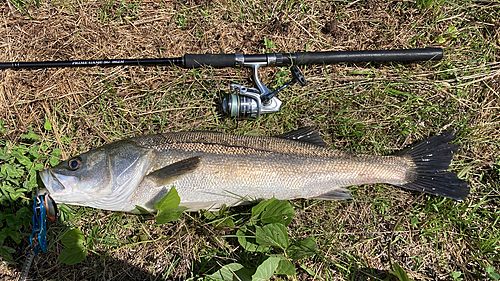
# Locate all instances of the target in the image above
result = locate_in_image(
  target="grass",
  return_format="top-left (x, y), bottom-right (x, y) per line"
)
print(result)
top-left (0, 0), bottom-right (499, 280)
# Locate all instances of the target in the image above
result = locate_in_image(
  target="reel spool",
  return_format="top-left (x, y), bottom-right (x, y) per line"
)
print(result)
top-left (222, 65), bottom-right (306, 120)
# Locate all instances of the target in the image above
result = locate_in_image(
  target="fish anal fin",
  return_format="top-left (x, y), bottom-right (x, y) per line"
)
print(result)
top-left (146, 156), bottom-right (201, 187)
top-left (313, 188), bottom-right (352, 201)
top-left (181, 201), bottom-right (220, 211)
top-left (276, 127), bottom-right (327, 147)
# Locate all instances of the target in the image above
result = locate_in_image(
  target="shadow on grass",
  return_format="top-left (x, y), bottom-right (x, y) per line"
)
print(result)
top-left (348, 267), bottom-right (393, 281)
top-left (12, 249), bottom-right (196, 281)
top-left (5, 204), bottom-right (261, 281)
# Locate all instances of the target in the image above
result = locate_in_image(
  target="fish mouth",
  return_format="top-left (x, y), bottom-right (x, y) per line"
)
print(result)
top-left (40, 169), bottom-right (66, 196)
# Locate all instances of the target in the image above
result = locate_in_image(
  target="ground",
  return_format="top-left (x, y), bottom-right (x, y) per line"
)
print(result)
top-left (0, 0), bottom-right (499, 280)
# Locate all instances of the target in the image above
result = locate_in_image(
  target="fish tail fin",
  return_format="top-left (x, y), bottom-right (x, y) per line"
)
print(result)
top-left (396, 130), bottom-right (469, 200)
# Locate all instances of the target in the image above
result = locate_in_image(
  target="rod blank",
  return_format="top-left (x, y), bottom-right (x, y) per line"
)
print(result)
top-left (0, 48), bottom-right (442, 69)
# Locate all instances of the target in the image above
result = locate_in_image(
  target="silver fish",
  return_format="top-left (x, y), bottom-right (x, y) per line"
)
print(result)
top-left (40, 128), bottom-right (469, 212)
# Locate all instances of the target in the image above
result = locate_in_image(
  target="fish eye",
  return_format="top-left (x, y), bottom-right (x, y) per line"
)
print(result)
top-left (68, 157), bottom-right (82, 170)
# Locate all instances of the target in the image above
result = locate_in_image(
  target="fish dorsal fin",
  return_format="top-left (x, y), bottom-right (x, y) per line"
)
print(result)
top-left (145, 156), bottom-right (201, 186)
top-left (276, 127), bottom-right (326, 147)
top-left (189, 130), bottom-right (222, 133)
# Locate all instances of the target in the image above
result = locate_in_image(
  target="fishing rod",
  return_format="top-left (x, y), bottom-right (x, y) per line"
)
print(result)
top-left (1, 47), bottom-right (443, 119)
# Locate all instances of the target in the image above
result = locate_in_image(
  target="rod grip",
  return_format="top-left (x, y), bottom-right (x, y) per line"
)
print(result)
top-left (284, 48), bottom-right (443, 65)
top-left (184, 54), bottom-right (236, 68)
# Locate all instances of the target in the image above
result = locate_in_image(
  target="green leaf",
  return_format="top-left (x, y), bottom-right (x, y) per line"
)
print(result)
top-left (236, 228), bottom-right (270, 252)
top-left (154, 186), bottom-right (181, 211)
top-left (5, 214), bottom-right (22, 228)
top-left (486, 266), bottom-right (500, 281)
top-left (252, 256), bottom-right (280, 281)
top-left (490, 273), bottom-right (500, 281)
top-left (20, 127), bottom-right (40, 141)
top-left (1, 184), bottom-right (15, 194)
top-left (156, 206), bottom-right (187, 224)
top-left (57, 245), bottom-right (87, 265)
top-left (16, 206), bottom-right (31, 219)
top-left (2, 164), bottom-right (22, 179)
top-left (263, 36), bottom-right (275, 49)
top-left (207, 263), bottom-right (253, 281)
top-left (34, 163), bottom-right (44, 171)
top-left (286, 237), bottom-right (317, 260)
top-left (0, 150), bottom-right (10, 160)
top-left (29, 145), bottom-right (41, 159)
top-left (435, 35), bottom-right (446, 44)
top-left (58, 229), bottom-right (87, 265)
top-left (9, 230), bottom-right (21, 244)
top-left (9, 190), bottom-right (25, 201)
top-left (450, 271), bottom-right (462, 280)
top-left (44, 118), bottom-right (52, 131)
top-left (275, 258), bottom-right (296, 276)
top-left (0, 245), bottom-right (16, 261)
top-left (0, 119), bottom-right (7, 134)
top-left (251, 199), bottom-right (272, 219)
top-left (40, 143), bottom-right (49, 152)
top-left (49, 157), bottom-right (60, 167)
top-left (216, 217), bottom-right (235, 228)
top-left (202, 209), bottom-right (216, 220)
top-left (50, 148), bottom-right (62, 158)
top-left (255, 223), bottom-right (289, 250)
top-left (61, 229), bottom-right (85, 247)
top-left (260, 200), bottom-right (295, 226)
top-left (130, 205), bottom-right (153, 215)
top-left (57, 204), bottom-right (74, 222)
top-left (1, 229), bottom-right (22, 244)
top-left (251, 198), bottom-right (295, 226)
top-left (389, 263), bottom-right (413, 281)
top-left (11, 151), bottom-right (32, 167)
top-left (0, 194), bottom-right (8, 206)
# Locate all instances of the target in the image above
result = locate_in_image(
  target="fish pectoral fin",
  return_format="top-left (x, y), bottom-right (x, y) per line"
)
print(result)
top-left (313, 188), bottom-right (352, 200)
top-left (276, 127), bottom-right (327, 147)
top-left (145, 156), bottom-right (201, 186)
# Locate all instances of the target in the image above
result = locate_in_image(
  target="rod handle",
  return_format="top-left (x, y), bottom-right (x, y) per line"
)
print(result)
top-left (184, 54), bottom-right (236, 68)
top-left (280, 48), bottom-right (443, 65)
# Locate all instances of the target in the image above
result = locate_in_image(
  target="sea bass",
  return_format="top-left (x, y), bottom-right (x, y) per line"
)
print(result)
top-left (40, 128), bottom-right (469, 212)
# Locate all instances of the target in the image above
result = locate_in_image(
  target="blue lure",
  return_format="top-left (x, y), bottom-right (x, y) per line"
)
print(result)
top-left (30, 190), bottom-right (58, 255)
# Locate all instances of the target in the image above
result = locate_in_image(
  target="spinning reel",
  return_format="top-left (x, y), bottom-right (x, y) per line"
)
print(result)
top-left (222, 64), bottom-right (307, 120)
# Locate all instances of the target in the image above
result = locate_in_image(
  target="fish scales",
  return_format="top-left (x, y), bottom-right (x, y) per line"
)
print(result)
top-left (127, 131), bottom-right (410, 210)
top-left (40, 128), bottom-right (469, 212)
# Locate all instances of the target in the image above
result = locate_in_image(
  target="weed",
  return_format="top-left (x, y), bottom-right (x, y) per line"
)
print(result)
top-left (99, 0), bottom-right (141, 24)
top-left (209, 198), bottom-right (317, 280)
top-left (0, 122), bottom-right (61, 261)
top-left (487, 266), bottom-right (500, 281)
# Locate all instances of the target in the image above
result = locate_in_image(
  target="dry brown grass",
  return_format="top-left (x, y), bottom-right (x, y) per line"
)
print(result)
top-left (1, 0), bottom-right (499, 280)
